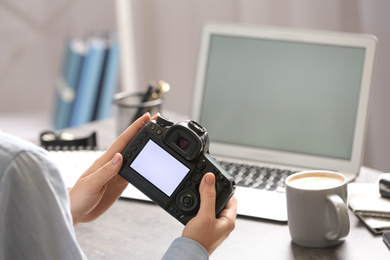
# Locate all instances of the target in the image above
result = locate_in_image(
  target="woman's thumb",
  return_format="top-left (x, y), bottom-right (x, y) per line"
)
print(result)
top-left (198, 173), bottom-right (217, 217)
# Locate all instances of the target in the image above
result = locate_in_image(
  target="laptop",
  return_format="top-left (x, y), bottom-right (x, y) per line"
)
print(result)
top-left (190, 23), bottom-right (377, 221)
top-left (52, 22), bottom-right (377, 223)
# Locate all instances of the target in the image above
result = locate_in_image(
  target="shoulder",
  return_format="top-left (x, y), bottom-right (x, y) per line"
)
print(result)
top-left (0, 132), bottom-right (57, 175)
top-left (0, 133), bottom-right (67, 201)
top-left (0, 132), bottom-right (65, 199)
top-left (0, 132), bottom-right (49, 171)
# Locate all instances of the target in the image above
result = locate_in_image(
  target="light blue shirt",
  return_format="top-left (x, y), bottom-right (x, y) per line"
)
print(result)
top-left (162, 237), bottom-right (209, 260)
top-left (0, 132), bottom-right (208, 259)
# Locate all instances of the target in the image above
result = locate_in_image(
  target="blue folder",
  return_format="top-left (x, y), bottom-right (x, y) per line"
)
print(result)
top-left (95, 38), bottom-right (120, 120)
top-left (54, 39), bottom-right (86, 129)
top-left (70, 38), bottom-right (107, 127)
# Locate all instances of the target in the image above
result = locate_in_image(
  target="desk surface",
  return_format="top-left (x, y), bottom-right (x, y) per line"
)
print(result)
top-left (74, 175), bottom-right (388, 260)
top-left (70, 118), bottom-right (389, 259)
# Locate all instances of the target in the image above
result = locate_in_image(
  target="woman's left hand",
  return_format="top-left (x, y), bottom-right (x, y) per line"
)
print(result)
top-left (69, 113), bottom-right (155, 225)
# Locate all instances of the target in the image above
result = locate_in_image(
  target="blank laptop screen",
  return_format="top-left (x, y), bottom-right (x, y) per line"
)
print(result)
top-left (199, 34), bottom-right (366, 160)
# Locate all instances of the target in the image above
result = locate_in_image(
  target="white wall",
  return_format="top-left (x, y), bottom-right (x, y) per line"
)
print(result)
top-left (0, 0), bottom-right (116, 114)
top-left (1, 0), bottom-right (389, 172)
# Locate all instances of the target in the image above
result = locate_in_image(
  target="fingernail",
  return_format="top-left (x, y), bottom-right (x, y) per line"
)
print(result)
top-left (112, 153), bottom-right (121, 165)
top-left (205, 174), bottom-right (215, 185)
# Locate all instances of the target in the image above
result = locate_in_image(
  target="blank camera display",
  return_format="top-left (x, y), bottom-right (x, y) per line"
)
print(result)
top-left (130, 140), bottom-right (190, 197)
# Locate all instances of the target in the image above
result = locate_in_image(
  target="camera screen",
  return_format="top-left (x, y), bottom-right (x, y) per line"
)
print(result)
top-left (130, 139), bottom-right (190, 197)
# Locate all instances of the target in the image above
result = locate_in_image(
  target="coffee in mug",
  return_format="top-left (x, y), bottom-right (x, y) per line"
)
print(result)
top-left (288, 174), bottom-right (345, 190)
top-left (285, 171), bottom-right (350, 248)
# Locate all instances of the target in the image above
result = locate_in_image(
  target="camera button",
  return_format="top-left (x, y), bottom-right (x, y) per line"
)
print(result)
top-left (183, 197), bottom-right (192, 205)
top-left (218, 175), bottom-right (225, 182)
top-left (136, 138), bottom-right (142, 144)
top-left (131, 145), bottom-right (137, 151)
top-left (168, 205), bottom-right (178, 214)
top-left (126, 152), bottom-right (132, 158)
top-left (156, 129), bottom-right (162, 135)
top-left (176, 190), bottom-right (199, 213)
top-left (192, 173), bottom-right (202, 183)
top-left (196, 159), bottom-right (206, 170)
top-left (150, 124), bottom-right (156, 130)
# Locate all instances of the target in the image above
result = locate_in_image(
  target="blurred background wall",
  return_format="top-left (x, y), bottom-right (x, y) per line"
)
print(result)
top-left (0, 0), bottom-right (389, 172)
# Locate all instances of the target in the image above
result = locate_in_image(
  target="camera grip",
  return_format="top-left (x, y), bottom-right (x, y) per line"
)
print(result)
top-left (325, 194), bottom-right (350, 241)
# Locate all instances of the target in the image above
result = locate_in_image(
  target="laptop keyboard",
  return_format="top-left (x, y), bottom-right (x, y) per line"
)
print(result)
top-left (49, 150), bottom-right (296, 193)
top-left (218, 161), bottom-right (297, 192)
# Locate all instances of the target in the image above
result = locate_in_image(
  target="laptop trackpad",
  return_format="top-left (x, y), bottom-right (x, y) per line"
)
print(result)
top-left (235, 186), bottom-right (288, 222)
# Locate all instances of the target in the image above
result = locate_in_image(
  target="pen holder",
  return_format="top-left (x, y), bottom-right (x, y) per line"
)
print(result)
top-left (113, 91), bottom-right (164, 136)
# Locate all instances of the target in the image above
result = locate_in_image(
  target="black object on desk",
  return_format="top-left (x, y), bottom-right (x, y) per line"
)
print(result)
top-left (380, 178), bottom-right (390, 199)
top-left (383, 232), bottom-right (390, 250)
top-left (40, 131), bottom-right (97, 150)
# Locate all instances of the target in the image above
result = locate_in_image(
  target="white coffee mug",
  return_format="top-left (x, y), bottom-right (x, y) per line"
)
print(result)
top-left (285, 170), bottom-right (350, 247)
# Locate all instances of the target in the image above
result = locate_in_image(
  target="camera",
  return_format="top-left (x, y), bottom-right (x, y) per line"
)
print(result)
top-left (118, 115), bottom-right (236, 225)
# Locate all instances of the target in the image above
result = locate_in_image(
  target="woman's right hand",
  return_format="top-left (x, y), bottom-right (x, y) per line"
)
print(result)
top-left (182, 173), bottom-right (237, 255)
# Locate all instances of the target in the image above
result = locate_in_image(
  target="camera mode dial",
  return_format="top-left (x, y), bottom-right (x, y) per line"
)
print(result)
top-left (156, 115), bottom-right (174, 127)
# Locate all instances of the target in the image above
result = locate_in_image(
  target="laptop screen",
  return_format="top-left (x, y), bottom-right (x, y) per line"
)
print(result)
top-left (200, 35), bottom-right (365, 160)
top-left (192, 23), bottom-right (377, 175)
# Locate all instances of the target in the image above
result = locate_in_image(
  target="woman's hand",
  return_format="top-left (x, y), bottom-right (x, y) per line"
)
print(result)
top-left (182, 173), bottom-right (237, 255)
top-left (69, 113), bottom-right (156, 225)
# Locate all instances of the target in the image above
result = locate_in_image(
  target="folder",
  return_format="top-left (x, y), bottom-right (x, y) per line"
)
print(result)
top-left (54, 39), bottom-right (86, 129)
top-left (70, 37), bottom-right (107, 127)
top-left (94, 37), bottom-right (120, 120)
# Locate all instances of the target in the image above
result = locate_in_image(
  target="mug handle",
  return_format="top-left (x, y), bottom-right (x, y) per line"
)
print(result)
top-left (325, 194), bottom-right (350, 241)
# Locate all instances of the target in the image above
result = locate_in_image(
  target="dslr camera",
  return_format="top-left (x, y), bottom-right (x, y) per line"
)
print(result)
top-left (118, 116), bottom-right (236, 225)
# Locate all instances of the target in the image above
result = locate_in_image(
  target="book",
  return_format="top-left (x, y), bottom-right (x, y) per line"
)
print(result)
top-left (69, 37), bottom-right (107, 127)
top-left (349, 181), bottom-right (390, 234)
top-left (92, 36), bottom-right (110, 121)
top-left (94, 36), bottom-right (120, 120)
top-left (54, 39), bottom-right (86, 129)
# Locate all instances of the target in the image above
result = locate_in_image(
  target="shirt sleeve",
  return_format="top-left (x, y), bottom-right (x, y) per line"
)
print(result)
top-left (161, 237), bottom-right (209, 260)
top-left (0, 134), bottom-right (87, 260)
